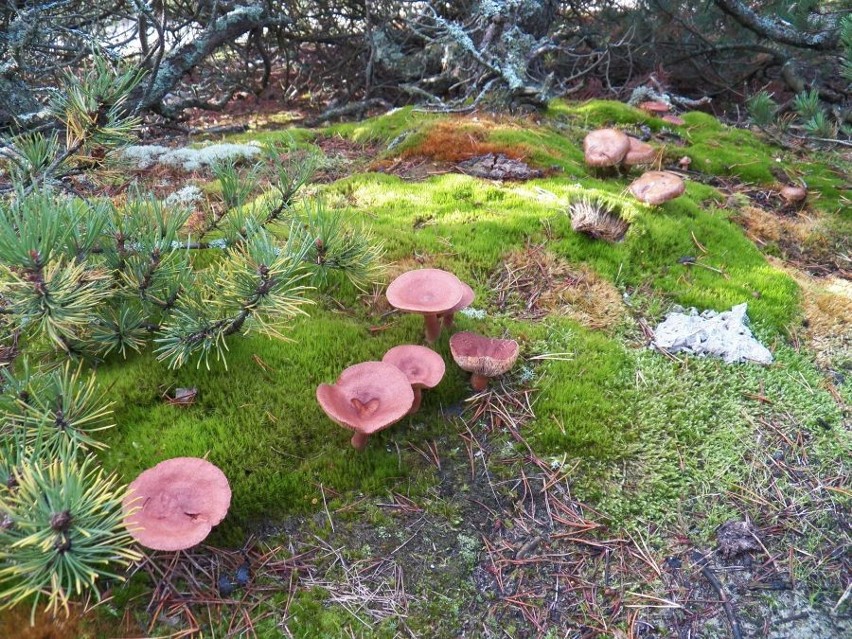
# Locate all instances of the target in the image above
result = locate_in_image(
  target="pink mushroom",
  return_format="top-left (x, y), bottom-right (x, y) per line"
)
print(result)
top-left (622, 137), bottom-right (656, 168)
top-left (583, 129), bottom-right (631, 170)
top-left (122, 457), bottom-right (232, 551)
top-left (629, 170), bottom-right (685, 205)
top-left (382, 344), bottom-right (446, 414)
top-left (638, 101), bottom-right (671, 116)
top-left (386, 269), bottom-right (465, 343)
top-left (779, 185), bottom-right (807, 205)
top-left (449, 332), bottom-right (520, 391)
top-left (316, 361), bottom-right (415, 450)
top-left (440, 280), bottom-right (475, 328)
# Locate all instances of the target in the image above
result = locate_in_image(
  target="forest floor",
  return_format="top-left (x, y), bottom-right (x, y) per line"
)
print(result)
top-left (3, 99), bottom-right (849, 639)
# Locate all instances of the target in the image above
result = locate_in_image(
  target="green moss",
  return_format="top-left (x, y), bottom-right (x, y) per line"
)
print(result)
top-left (96, 310), bottom-right (443, 539)
top-left (560, 345), bottom-right (848, 528)
top-left (325, 106), bottom-right (435, 145)
top-left (531, 321), bottom-right (633, 458)
top-left (561, 99), bottom-right (650, 127)
top-left (81, 98), bottom-right (852, 634)
top-left (227, 126), bottom-right (318, 147)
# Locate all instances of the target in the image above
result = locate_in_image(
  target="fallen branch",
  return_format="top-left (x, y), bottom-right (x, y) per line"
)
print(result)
top-left (691, 550), bottom-right (744, 639)
top-left (304, 98), bottom-right (390, 127)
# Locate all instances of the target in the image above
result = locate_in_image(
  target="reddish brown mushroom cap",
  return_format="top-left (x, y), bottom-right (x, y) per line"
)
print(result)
top-left (122, 457), bottom-right (231, 551)
top-left (638, 100), bottom-right (671, 114)
top-left (622, 137), bottom-right (656, 167)
top-left (449, 281), bottom-right (475, 315)
top-left (583, 129), bottom-right (630, 168)
top-left (386, 269), bottom-right (464, 314)
top-left (382, 345), bottom-right (446, 389)
top-left (317, 361), bottom-right (414, 440)
top-left (386, 269), bottom-right (466, 342)
top-left (629, 171), bottom-right (686, 205)
top-left (779, 185), bottom-right (807, 203)
top-left (661, 114), bottom-right (686, 126)
top-left (449, 332), bottom-right (520, 390)
top-left (441, 280), bottom-right (476, 328)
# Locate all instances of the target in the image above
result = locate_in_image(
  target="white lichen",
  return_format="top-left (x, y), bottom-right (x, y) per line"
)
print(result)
top-left (121, 142), bottom-right (262, 171)
top-left (459, 307), bottom-right (488, 320)
top-left (163, 185), bottom-right (203, 206)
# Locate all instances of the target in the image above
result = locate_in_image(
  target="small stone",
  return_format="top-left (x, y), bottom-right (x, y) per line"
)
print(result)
top-left (716, 520), bottom-right (761, 558)
top-left (457, 154), bottom-right (542, 180)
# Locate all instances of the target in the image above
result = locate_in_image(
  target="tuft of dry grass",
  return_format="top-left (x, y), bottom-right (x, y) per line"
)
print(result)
top-left (491, 245), bottom-right (627, 330)
top-left (774, 258), bottom-right (852, 368)
top-left (123, 542), bottom-right (306, 639)
top-left (734, 205), bottom-right (813, 247)
top-left (568, 197), bottom-right (630, 242)
top-left (0, 605), bottom-right (84, 639)
top-left (300, 538), bottom-right (411, 627)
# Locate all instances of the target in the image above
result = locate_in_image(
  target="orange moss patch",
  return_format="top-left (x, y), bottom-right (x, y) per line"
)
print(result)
top-left (491, 245), bottom-right (627, 331)
top-left (401, 118), bottom-right (530, 163)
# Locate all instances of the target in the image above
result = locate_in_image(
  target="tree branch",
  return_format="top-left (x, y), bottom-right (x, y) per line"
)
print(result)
top-left (130, 2), bottom-right (284, 113)
top-left (712, 0), bottom-right (839, 51)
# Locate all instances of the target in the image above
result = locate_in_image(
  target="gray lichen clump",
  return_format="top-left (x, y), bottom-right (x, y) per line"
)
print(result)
top-left (652, 303), bottom-right (773, 364)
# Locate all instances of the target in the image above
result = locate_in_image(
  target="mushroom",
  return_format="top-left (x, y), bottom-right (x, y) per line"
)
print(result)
top-left (638, 101), bottom-right (671, 116)
top-left (382, 345), bottom-right (446, 414)
top-left (779, 185), bottom-right (807, 205)
top-left (661, 114), bottom-right (686, 126)
top-left (583, 129), bottom-right (631, 169)
top-left (622, 137), bottom-right (656, 168)
top-left (386, 268), bottom-right (464, 343)
top-left (122, 457), bottom-right (231, 551)
top-left (629, 171), bottom-right (685, 205)
top-left (449, 331), bottom-right (520, 391)
top-left (316, 361), bottom-right (415, 450)
top-left (440, 280), bottom-right (475, 328)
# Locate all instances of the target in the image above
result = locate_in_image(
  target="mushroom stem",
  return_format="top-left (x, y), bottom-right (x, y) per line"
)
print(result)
top-left (408, 387), bottom-right (423, 415)
top-left (351, 432), bottom-right (369, 451)
top-left (441, 312), bottom-right (455, 328)
top-left (470, 373), bottom-right (490, 391)
top-left (423, 313), bottom-right (442, 343)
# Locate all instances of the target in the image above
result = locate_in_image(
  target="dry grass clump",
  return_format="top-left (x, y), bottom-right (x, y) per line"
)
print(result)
top-left (568, 197), bottom-right (630, 242)
top-left (734, 205), bottom-right (813, 246)
top-left (0, 605), bottom-right (84, 639)
top-left (491, 245), bottom-right (626, 330)
top-left (778, 259), bottom-right (852, 368)
top-left (401, 119), bottom-right (528, 163)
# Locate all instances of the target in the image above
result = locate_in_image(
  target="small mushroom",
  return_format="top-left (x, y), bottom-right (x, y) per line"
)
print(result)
top-left (386, 268), bottom-right (464, 343)
top-left (440, 280), bottom-right (475, 328)
top-left (638, 101), bottom-right (671, 115)
top-left (583, 129), bottom-right (631, 169)
top-left (629, 170), bottom-right (685, 205)
top-left (677, 156), bottom-right (692, 171)
top-left (382, 345), bottom-right (446, 414)
top-left (316, 361), bottom-right (415, 450)
top-left (779, 185), bottom-right (807, 205)
top-left (449, 331), bottom-right (520, 391)
top-left (622, 137), bottom-right (656, 168)
top-left (122, 457), bottom-right (232, 551)
top-left (661, 114), bottom-right (686, 126)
